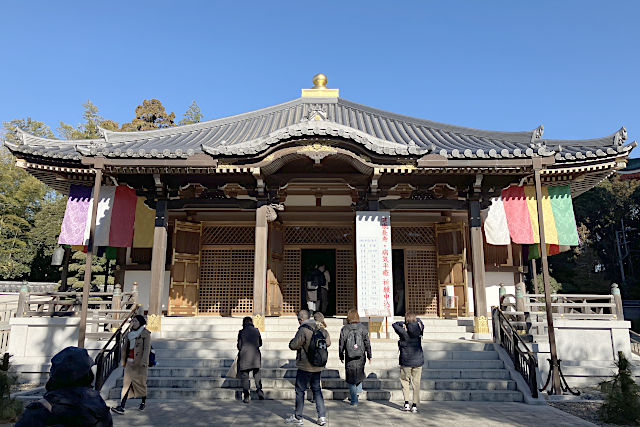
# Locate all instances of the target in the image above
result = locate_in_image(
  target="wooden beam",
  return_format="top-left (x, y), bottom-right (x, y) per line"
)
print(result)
top-left (78, 166), bottom-right (103, 348)
top-left (148, 200), bottom-right (168, 332)
top-left (81, 156), bottom-right (218, 167)
top-left (379, 199), bottom-right (468, 211)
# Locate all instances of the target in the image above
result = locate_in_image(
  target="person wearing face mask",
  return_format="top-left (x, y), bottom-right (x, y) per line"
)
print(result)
top-left (111, 314), bottom-right (151, 415)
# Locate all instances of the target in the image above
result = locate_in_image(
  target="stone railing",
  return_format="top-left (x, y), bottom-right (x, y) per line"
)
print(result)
top-left (499, 282), bottom-right (624, 338)
top-left (0, 281), bottom-right (57, 294)
top-left (15, 283), bottom-right (139, 340)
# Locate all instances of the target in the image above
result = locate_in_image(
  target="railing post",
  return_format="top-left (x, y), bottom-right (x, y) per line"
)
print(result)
top-left (611, 283), bottom-right (624, 319)
top-left (515, 282), bottom-right (526, 312)
top-left (528, 355), bottom-right (538, 398)
top-left (132, 282), bottom-right (139, 306)
top-left (16, 282), bottom-right (29, 318)
top-left (91, 310), bottom-right (99, 333)
top-left (499, 283), bottom-right (506, 310)
top-left (112, 284), bottom-right (122, 329)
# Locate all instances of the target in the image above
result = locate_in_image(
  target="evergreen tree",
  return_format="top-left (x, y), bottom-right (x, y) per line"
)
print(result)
top-left (0, 151), bottom-right (47, 278)
top-left (28, 195), bottom-right (67, 281)
top-left (599, 351), bottom-right (640, 425)
top-left (58, 100), bottom-right (119, 139)
top-left (2, 117), bottom-right (54, 144)
top-left (178, 100), bottom-right (203, 125)
top-left (121, 99), bottom-right (176, 131)
top-left (66, 250), bottom-right (113, 290)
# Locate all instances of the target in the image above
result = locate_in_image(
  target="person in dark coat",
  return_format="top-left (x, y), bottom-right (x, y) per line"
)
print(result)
top-left (237, 316), bottom-right (264, 403)
top-left (392, 310), bottom-right (424, 413)
top-left (15, 346), bottom-right (112, 427)
top-left (338, 308), bottom-right (372, 406)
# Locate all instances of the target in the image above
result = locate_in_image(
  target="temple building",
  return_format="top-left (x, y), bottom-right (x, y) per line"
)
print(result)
top-left (4, 74), bottom-right (635, 333)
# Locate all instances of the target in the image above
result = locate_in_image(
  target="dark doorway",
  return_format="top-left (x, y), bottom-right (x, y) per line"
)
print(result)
top-left (392, 249), bottom-right (406, 316)
top-left (301, 249), bottom-right (336, 316)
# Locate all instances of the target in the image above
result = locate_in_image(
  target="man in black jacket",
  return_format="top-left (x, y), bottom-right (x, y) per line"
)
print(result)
top-left (237, 316), bottom-right (264, 403)
top-left (15, 346), bottom-right (112, 427)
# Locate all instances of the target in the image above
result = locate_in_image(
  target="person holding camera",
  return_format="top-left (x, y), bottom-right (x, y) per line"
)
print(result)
top-left (392, 310), bottom-right (424, 413)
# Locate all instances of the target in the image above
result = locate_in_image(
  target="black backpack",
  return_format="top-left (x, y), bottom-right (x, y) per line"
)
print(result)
top-left (306, 268), bottom-right (326, 291)
top-left (302, 324), bottom-right (328, 367)
top-left (345, 328), bottom-right (365, 359)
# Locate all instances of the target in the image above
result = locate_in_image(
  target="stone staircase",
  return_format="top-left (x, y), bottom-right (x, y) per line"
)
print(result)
top-left (106, 317), bottom-right (523, 402)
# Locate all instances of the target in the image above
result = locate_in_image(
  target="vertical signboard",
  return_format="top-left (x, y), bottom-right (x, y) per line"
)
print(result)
top-left (356, 212), bottom-right (394, 320)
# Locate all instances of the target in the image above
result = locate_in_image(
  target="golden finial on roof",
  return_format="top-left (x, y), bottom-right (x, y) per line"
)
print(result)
top-left (302, 73), bottom-right (339, 98)
top-left (312, 73), bottom-right (328, 89)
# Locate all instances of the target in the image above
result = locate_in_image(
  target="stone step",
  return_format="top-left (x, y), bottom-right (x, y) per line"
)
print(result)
top-left (160, 317), bottom-right (474, 326)
top-left (116, 376), bottom-right (517, 391)
top-left (150, 339), bottom-right (492, 351)
top-left (146, 367), bottom-right (511, 380)
top-left (107, 386), bottom-right (522, 402)
top-left (149, 355), bottom-right (499, 370)
top-left (152, 347), bottom-right (499, 361)
top-left (147, 359), bottom-right (505, 371)
top-left (157, 329), bottom-right (473, 339)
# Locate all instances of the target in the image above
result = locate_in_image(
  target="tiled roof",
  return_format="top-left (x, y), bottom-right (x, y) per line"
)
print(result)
top-left (3, 97), bottom-right (635, 163)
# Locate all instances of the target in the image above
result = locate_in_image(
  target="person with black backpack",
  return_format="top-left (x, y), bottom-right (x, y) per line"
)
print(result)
top-left (338, 308), bottom-right (372, 406)
top-left (284, 310), bottom-right (330, 426)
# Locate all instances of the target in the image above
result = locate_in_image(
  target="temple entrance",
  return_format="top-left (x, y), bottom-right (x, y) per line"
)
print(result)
top-left (300, 249), bottom-right (337, 316)
top-left (392, 249), bottom-right (406, 316)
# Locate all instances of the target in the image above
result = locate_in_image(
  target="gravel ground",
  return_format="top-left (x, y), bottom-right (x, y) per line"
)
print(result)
top-left (547, 386), bottom-right (639, 427)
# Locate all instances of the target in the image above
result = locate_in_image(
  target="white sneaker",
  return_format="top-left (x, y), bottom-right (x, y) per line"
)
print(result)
top-left (317, 417), bottom-right (327, 426)
top-left (284, 414), bottom-right (304, 425)
top-left (411, 404), bottom-right (418, 413)
top-left (403, 402), bottom-right (411, 412)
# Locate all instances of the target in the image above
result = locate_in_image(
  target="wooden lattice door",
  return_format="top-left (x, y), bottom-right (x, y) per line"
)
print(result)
top-left (405, 249), bottom-right (438, 316)
top-left (168, 220), bottom-right (202, 316)
top-left (435, 222), bottom-right (468, 317)
top-left (267, 222), bottom-right (284, 316)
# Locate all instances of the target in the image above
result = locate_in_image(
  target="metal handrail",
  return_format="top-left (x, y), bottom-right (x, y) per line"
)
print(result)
top-left (94, 305), bottom-right (140, 391)
top-left (493, 307), bottom-right (538, 398)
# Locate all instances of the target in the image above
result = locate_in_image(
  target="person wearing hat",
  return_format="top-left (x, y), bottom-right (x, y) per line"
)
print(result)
top-left (112, 314), bottom-right (151, 415)
top-left (15, 346), bottom-right (112, 426)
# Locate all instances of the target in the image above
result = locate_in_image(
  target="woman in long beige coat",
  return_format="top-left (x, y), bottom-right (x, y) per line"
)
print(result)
top-left (112, 314), bottom-right (151, 415)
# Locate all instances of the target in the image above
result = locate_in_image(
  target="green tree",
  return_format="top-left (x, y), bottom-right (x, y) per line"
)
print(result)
top-left (599, 352), bottom-right (640, 425)
top-left (178, 100), bottom-right (203, 125)
top-left (121, 99), bottom-right (176, 131)
top-left (2, 117), bottom-right (54, 144)
top-left (0, 151), bottom-right (47, 278)
top-left (28, 195), bottom-right (67, 281)
top-left (58, 100), bottom-right (118, 139)
top-left (66, 250), bottom-right (113, 290)
top-left (549, 175), bottom-right (640, 296)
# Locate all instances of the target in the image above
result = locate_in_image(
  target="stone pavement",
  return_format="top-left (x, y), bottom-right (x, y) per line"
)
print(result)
top-left (106, 399), bottom-right (596, 426)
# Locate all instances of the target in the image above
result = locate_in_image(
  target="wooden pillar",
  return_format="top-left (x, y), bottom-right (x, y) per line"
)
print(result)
top-left (469, 200), bottom-right (490, 337)
top-left (78, 165), bottom-right (103, 348)
top-left (253, 205), bottom-right (269, 317)
top-left (59, 246), bottom-right (72, 292)
top-left (534, 165), bottom-right (562, 394)
top-left (148, 200), bottom-right (168, 332)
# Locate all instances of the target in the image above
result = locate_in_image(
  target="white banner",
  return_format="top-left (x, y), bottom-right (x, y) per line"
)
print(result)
top-left (356, 212), bottom-right (394, 317)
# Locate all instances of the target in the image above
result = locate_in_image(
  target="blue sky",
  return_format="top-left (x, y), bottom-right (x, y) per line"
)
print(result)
top-left (1, 1), bottom-right (638, 156)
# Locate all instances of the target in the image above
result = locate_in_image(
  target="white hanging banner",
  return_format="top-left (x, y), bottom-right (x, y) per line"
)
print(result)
top-left (356, 212), bottom-right (394, 318)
